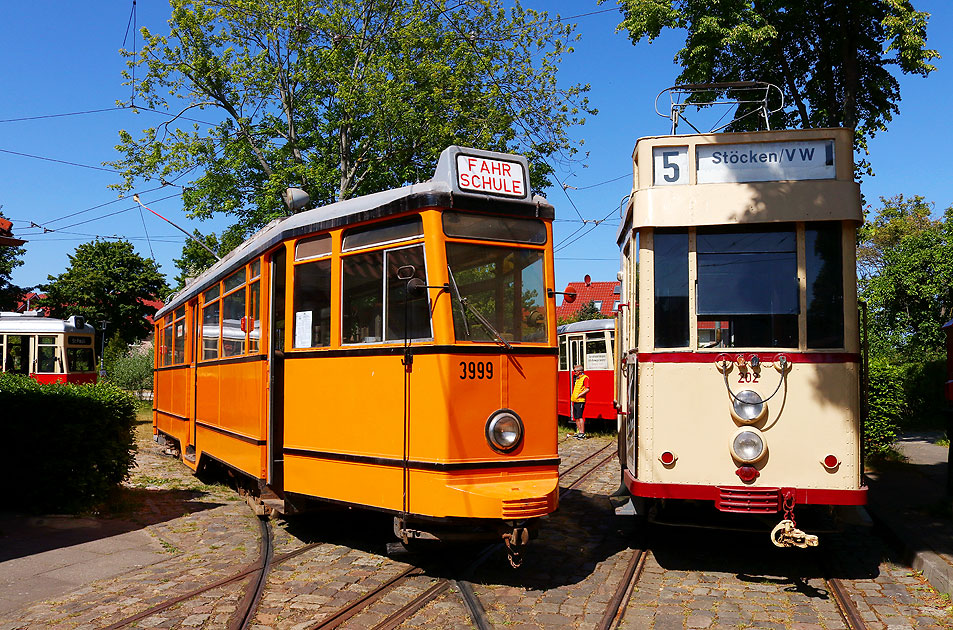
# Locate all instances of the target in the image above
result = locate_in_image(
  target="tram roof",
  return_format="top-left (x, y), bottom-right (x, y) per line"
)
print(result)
top-left (0, 312), bottom-right (95, 334)
top-left (156, 146), bottom-right (554, 319)
top-left (557, 318), bottom-right (616, 335)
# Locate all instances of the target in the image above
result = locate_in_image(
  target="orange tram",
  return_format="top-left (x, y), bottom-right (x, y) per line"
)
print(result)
top-left (615, 126), bottom-right (867, 547)
top-left (152, 147), bottom-right (559, 563)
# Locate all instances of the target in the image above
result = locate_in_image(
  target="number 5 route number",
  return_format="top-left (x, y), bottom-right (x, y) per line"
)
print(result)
top-left (653, 146), bottom-right (688, 186)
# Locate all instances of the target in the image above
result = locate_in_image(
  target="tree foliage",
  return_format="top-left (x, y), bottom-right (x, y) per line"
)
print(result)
top-left (38, 240), bottom-right (169, 344)
top-left (858, 194), bottom-right (953, 357)
top-left (0, 212), bottom-right (26, 311)
top-left (606, 0), bottom-right (938, 165)
top-left (110, 0), bottom-right (594, 246)
top-left (172, 229), bottom-right (223, 291)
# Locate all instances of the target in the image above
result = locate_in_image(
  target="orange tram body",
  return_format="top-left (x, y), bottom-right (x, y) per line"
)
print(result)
top-left (152, 147), bottom-right (560, 559)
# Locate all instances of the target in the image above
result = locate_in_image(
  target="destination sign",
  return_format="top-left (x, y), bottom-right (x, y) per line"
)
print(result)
top-left (456, 154), bottom-right (526, 198)
top-left (696, 140), bottom-right (835, 184)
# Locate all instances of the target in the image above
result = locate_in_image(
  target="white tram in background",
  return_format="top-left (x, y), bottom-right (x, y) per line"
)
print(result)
top-left (0, 311), bottom-right (98, 384)
top-left (615, 126), bottom-right (866, 546)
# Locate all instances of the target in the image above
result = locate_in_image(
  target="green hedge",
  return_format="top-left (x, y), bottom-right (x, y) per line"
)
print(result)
top-left (0, 373), bottom-right (138, 513)
top-left (866, 358), bottom-right (904, 457)
top-left (865, 357), bottom-right (948, 459)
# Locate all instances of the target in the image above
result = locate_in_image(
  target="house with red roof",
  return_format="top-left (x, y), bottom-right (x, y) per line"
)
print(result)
top-left (556, 277), bottom-right (621, 320)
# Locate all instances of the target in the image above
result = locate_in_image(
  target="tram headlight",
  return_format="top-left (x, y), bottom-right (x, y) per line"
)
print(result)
top-left (485, 409), bottom-right (524, 453)
top-left (730, 428), bottom-right (766, 464)
top-left (730, 389), bottom-right (767, 425)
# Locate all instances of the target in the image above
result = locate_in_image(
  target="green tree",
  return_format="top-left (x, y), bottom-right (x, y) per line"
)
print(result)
top-left (0, 212), bottom-right (26, 311)
top-left (172, 229), bottom-right (223, 291)
top-left (38, 240), bottom-right (169, 344)
top-left (110, 348), bottom-right (155, 399)
top-left (109, 0), bottom-right (593, 240)
top-left (858, 195), bottom-right (953, 357)
top-left (605, 0), bottom-right (938, 166)
top-left (574, 300), bottom-right (612, 322)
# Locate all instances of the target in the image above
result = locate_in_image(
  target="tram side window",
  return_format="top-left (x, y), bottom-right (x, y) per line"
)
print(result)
top-left (445, 243), bottom-right (547, 343)
top-left (162, 318), bottom-right (174, 366)
top-left (343, 250), bottom-right (384, 343)
top-left (342, 244), bottom-right (431, 344)
top-left (385, 246), bottom-right (431, 340)
top-left (37, 336), bottom-right (58, 373)
top-left (202, 287), bottom-right (221, 360)
top-left (249, 279), bottom-right (261, 353)
top-left (654, 230), bottom-right (689, 348)
top-left (696, 226), bottom-right (798, 348)
top-left (222, 269), bottom-right (246, 357)
top-left (806, 222), bottom-right (844, 348)
top-left (173, 307), bottom-right (186, 363)
top-left (559, 336), bottom-right (568, 370)
top-left (293, 259), bottom-right (332, 348)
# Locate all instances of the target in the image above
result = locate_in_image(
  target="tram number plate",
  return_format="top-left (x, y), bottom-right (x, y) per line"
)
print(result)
top-left (459, 361), bottom-right (494, 380)
top-left (738, 372), bottom-right (760, 383)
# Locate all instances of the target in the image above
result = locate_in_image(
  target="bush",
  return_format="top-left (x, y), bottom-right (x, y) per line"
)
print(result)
top-left (109, 348), bottom-right (154, 399)
top-left (865, 358), bottom-right (904, 457)
top-left (0, 373), bottom-right (138, 513)
top-left (899, 357), bottom-right (947, 430)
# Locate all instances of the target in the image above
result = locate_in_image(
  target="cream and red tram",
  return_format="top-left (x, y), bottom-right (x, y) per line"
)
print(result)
top-left (0, 311), bottom-right (98, 384)
top-left (616, 127), bottom-right (866, 545)
top-left (557, 318), bottom-right (617, 423)
top-left (152, 146), bottom-right (559, 561)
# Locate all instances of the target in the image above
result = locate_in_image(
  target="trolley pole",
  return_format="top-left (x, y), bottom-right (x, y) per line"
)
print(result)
top-left (98, 320), bottom-right (109, 379)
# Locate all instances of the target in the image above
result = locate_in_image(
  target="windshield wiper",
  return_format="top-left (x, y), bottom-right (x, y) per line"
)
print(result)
top-left (446, 265), bottom-right (512, 350)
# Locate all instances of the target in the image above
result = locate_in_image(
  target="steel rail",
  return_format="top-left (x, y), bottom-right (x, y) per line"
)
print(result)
top-left (306, 566), bottom-right (421, 629)
top-left (100, 538), bottom-right (321, 629)
top-left (826, 577), bottom-right (868, 630)
top-left (228, 517), bottom-right (274, 630)
top-left (371, 580), bottom-right (451, 630)
top-left (597, 547), bottom-right (648, 630)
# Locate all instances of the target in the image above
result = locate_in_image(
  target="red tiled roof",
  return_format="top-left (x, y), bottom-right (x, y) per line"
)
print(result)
top-left (556, 281), bottom-right (621, 319)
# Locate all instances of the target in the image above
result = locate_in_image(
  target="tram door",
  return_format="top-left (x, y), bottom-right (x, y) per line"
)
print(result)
top-left (4, 335), bottom-right (30, 375)
top-left (268, 247), bottom-right (286, 492)
top-left (567, 335), bottom-right (584, 369)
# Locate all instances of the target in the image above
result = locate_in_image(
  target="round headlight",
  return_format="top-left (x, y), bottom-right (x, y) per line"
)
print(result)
top-left (486, 409), bottom-right (524, 453)
top-left (730, 389), bottom-right (767, 425)
top-left (730, 429), bottom-right (766, 463)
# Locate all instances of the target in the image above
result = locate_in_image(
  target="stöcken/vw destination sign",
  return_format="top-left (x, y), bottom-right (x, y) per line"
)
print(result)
top-left (696, 139), bottom-right (835, 184)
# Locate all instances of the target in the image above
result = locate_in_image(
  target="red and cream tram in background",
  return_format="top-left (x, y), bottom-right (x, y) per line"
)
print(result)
top-left (557, 318), bottom-right (617, 423)
top-left (615, 127), bottom-right (866, 546)
top-left (152, 146), bottom-right (560, 564)
top-left (0, 311), bottom-right (98, 384)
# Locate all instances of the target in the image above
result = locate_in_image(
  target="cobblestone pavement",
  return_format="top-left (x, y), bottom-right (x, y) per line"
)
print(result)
top-left (2, 429), bottom-right (953, 629)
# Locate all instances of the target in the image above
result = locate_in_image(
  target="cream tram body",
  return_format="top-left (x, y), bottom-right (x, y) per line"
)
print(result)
top-left (152, 146), bottom-right (560, 552)
top-left (616, 128), bottom-right (866, 517)
top-left (0, 312), bottom-right (98, 384)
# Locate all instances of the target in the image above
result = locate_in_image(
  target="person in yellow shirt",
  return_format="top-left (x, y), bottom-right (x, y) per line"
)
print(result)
top-left (571, 363), bottom-right (590, 439)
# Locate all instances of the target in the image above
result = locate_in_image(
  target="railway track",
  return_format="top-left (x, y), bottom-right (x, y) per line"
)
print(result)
top-left (100, 512), bottom-right (318, 630)
top-left (99, 438), bottom-right (625, 630)
top-left (304, 438), bottom-right (623, 630)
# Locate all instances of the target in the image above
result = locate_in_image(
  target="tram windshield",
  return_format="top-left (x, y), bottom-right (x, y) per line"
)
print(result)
top-left (446, 243), bottom-right (547, 343)
top-left (696, 225), bottom-right (798, 348)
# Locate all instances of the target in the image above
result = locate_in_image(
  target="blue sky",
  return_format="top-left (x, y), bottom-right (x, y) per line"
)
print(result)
top-left (1, 1), bottom-right (950, 295)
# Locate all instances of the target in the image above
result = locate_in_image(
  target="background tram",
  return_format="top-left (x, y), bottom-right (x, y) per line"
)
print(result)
top-left (152, 146), bottom-right (560, 562)
top-left (615, 127), bottom-right (866, 546)
top-left (557, 318), bottom-right (617, 424)
top-left (0, 311), bottom-right (98, 384)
